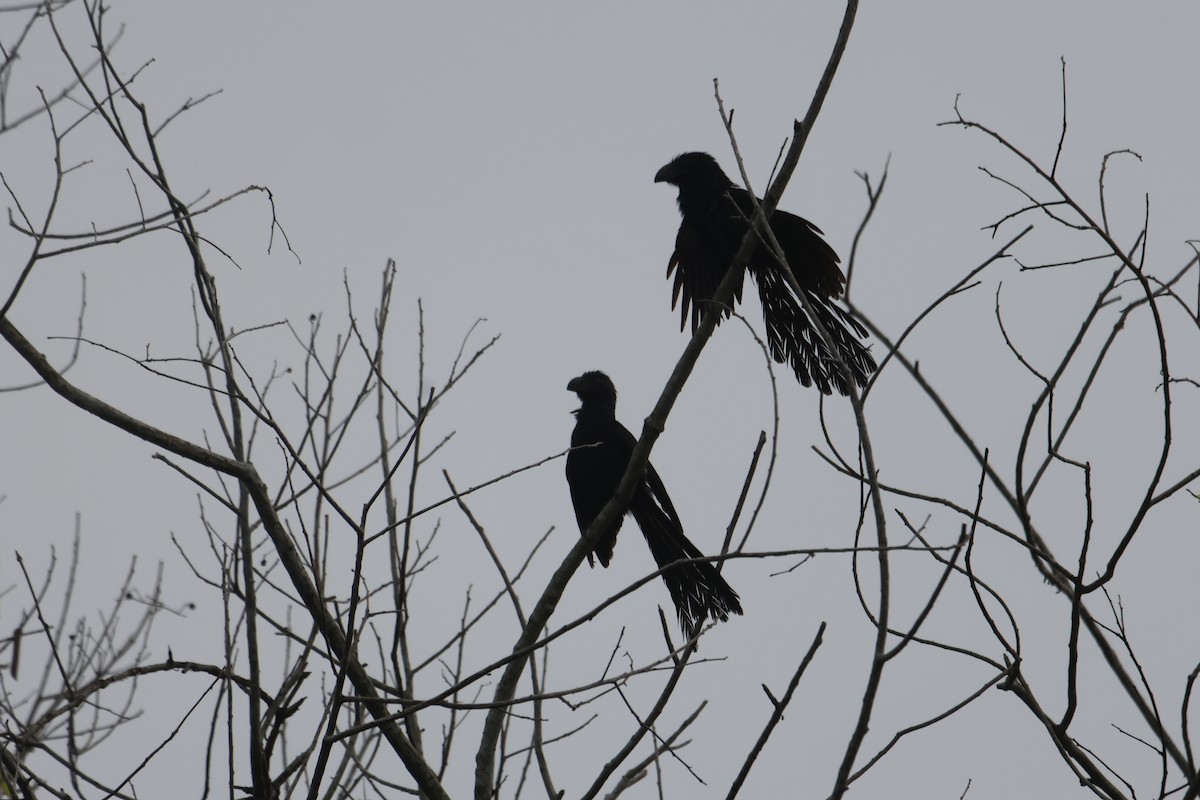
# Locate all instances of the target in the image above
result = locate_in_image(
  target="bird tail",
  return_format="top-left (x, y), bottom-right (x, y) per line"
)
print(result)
top-left (631, 502), bottom-right (743, 640)
top-left (755, 269), bottom-right (877, 395)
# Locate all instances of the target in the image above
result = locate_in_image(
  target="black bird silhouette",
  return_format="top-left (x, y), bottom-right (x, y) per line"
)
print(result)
top-left (565, 370), bottom-right (742, 639)
top-left (654, 151), bottom-right (875, 395)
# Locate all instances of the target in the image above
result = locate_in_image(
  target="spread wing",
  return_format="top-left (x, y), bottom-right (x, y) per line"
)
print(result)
top-left (666, 220), bottom-right (731, 332)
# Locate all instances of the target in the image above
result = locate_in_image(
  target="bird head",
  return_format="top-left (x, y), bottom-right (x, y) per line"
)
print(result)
top-left (655, 152), bottom-right (734, 218)
top-left (653, 152), bottom-right (728, 188)
top-left (567, 371), bottom-right (617, 415)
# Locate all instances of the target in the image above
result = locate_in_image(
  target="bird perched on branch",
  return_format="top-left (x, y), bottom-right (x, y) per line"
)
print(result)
top-left (654, 151), bottom-right (876, 395)
top-left (565, 370), bottom-right (742, 639)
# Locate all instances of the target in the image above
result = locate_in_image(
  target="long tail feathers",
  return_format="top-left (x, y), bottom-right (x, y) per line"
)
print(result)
top-left (631, 504), bottom-right (742, 640)
top-left (755, 269), bottom-right (876, 395)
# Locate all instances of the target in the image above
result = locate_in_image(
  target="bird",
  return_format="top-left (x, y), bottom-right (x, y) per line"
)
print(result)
top-left (565, 370), bottom-right (742, 640)
top-left (654, 151), bottom-right (876, 395)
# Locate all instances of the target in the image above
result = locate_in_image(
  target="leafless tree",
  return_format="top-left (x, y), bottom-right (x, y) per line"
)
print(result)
top-left (1, 2), bottom-right (1196, 799)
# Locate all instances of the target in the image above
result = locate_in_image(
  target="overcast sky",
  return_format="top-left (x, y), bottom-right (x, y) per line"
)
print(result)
top-left (2, 2), bottom-right (1198, 797)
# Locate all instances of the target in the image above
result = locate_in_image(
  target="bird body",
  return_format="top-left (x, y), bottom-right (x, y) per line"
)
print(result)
top-left (655, 151), bottom-right (876, 395)
top-left (565, 371), bottom-right (742, 639)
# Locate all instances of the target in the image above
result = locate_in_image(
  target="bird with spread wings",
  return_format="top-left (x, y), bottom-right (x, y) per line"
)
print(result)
top-left (655, 151), bottom-right (875, 395)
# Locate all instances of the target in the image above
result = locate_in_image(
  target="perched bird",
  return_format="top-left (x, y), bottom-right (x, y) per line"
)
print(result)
top-left (565, 370), bottom-right (742, 639)
top-left (654, 151), bottom-right (876, 395)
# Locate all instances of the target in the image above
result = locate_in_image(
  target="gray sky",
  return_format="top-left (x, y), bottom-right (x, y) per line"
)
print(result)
top-left (2, 2), bottom-right (1197, 797)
